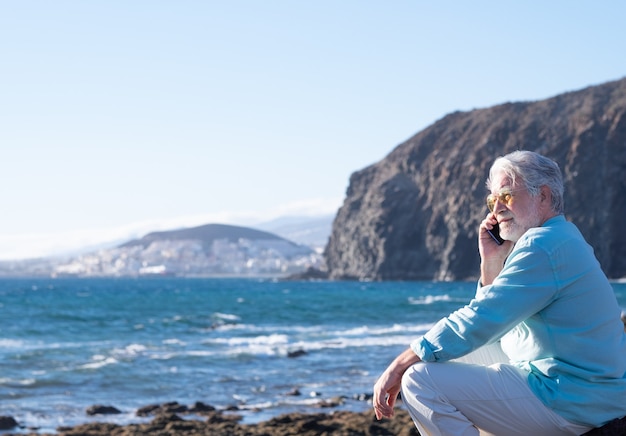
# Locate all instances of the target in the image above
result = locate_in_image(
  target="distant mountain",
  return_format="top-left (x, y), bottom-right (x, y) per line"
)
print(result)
top-left (255, 215), bottom-right (334, 248)
top-left (120, 223), bottom-right (291, 249)
top-left (0, 222), bottom-right (324, 278)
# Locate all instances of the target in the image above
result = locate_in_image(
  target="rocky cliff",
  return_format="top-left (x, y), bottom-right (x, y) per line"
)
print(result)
top-left (325, 77), bottom-right (626, 281)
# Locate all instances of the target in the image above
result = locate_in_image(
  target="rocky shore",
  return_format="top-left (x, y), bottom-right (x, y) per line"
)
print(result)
top-left (2, 399), bottom-right (625, 436)
top-left (0, 400), bottom-right (419, 436)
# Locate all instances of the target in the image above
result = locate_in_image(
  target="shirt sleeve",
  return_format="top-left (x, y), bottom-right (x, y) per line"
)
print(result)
top-left (411, 235), bottom-right (559, 362)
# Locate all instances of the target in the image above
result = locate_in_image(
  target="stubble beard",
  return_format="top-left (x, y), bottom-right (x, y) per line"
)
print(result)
top-left (500, 207), bottom-right (543, 243)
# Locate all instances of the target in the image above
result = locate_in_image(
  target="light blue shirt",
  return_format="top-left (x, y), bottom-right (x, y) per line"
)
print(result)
top-left (411, 215), bottom-right (626, 427)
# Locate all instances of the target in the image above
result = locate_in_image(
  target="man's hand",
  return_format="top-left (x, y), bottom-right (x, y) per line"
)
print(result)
top-left (373, 347), bottom-right (421, 419)
top-left (479, 213), bottom-right (513, 285)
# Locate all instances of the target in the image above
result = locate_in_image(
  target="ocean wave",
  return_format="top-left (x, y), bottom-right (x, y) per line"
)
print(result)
top-left (79, 356), bottom-right (120, 370)
top-left (408, 294), bottom-right (459, 305)
top-left (212, 322), bottom-right (433, 337)
top-left (213, 312), bottom-right (241, 322)
top-left (162, 338), bottom-right (187, 346)
top-left (340, 323), bottom-right (433, 336)
top-left (0, 377), bottom-right (37, 386)
top-left (194, 327), bottom-right (431, 358)
top-left (214, 334), bottom-right (289, 346)
top-left (114, 343), bottom-right (148, 356)
top-left (0, 338), bottom-right (106, 353)
top-left (0, 338), bottom-right (26, 348)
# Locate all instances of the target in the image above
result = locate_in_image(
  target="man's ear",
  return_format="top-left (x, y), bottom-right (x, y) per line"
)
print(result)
top-left (539, 185), bottom-right (551, 206)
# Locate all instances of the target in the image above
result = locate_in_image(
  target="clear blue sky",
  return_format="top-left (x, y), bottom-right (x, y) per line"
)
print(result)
top-left (1, 1), bottom-right (625, 259)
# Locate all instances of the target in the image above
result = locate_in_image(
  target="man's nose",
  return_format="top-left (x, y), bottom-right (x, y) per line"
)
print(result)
top-left (493, 198), bottom-right (506, 214)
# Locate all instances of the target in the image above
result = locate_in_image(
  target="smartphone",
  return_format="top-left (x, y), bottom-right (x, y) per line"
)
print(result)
top-left (487, 223), bottom-right (505, 245)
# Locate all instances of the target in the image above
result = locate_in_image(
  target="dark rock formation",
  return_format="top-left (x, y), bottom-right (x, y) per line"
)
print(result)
top-left (86, 405), bottom-right (122, 415)
top-left (5, 397), bottom-right (626, 435)
top-left (135, 401), bottom-right (217, 418)
top-left (8, 410), bottom-right (419, 436)
top-left (287, 348), bottom-right (307, 358)
top-left (283, 266), bottom-right (329, 280)
top-left (10, 409), bottom-right (624, 436)
top-left (0, 416), bottom-right (19, 430)
top-left (325, 77), bottom-right (626, 281)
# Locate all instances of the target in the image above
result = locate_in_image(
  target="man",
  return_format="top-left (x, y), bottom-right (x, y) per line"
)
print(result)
top-left (373, 151), bottom-right (626, 435)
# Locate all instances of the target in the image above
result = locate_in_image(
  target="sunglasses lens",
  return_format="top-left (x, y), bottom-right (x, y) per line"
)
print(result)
top-left (486, 189), bottom-right (512, 211)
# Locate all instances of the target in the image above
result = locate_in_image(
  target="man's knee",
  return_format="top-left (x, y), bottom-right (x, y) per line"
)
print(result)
top-left (401, 362), bottom-right (431, 399)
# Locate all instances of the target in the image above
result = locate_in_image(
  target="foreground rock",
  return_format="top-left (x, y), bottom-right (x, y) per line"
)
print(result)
top-left (5, 408), bottom-right (626, 435)
top-left (7, 409), bottom-right (419, 436)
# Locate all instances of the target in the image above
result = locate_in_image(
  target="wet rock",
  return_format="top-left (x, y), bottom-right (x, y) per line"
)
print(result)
top-left (85, 405), bottom-right (121, 416)
top-left (1, 409), bottom-right (420, 436)
top-left (57, 422), bottom-right (121, 435)
top-left (136, 401), bottom-right (189, 417)
top-left (188, 401), bottom-right (216, 414)
top-left (315, 396), bottom-right (346, 408)
top-left (150, 413), bottom-right (183, 426)
top-left (136, 404), bottom-right (161, 417)
top-left (0, 416), bottom-right (19, 430)
top-left (161, 401), bottom-right (189, 414)
top-left (8, 404), bottom-right (626, 436)
top-left (283, 267), bottom-right (329, 281)
top-left (353, 392), bottom-right (373, 402)
top-left (287, 349), bottom-right (307, 358)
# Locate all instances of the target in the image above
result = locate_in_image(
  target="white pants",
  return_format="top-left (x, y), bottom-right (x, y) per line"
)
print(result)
top-left (400, 343), bottom-right (593, 436)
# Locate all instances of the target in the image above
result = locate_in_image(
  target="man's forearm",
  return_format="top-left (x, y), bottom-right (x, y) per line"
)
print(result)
top-left (388, 347), bottom-right (421, 373)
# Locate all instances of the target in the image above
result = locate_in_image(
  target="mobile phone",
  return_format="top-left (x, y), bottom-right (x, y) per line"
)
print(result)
top-left (487, 223), bottom-right (505, 245)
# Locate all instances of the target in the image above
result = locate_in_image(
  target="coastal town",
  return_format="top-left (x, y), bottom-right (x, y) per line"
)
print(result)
top-left (51, 237), bottom-right (324, 278)
top-left (0, 221), bottom-right (330, 279)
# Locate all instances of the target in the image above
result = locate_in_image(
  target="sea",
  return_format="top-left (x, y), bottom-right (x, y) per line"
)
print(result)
top-left (1, 277), bottom-right (625, 434)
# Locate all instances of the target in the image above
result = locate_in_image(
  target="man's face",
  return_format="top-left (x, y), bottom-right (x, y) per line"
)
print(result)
top-left (489, 172), bottom-right (543, 243)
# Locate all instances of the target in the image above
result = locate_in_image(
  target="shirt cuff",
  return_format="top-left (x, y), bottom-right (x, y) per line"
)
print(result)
top-left (410, 337), bottom-right (436, 362)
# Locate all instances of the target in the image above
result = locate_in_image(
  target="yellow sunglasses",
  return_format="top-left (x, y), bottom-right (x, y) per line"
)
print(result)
top-left (486, 188), bottom-right (526, 212)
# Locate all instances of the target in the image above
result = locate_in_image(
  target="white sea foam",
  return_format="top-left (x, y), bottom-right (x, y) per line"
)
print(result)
top-left (340, 323), bottom-right (433, 336)
top-left (287, 334), bottom-right (421, 353)
top-left (214, 312), bottom-right (241, 321)
top-left (0, 338), bottom-right (26, 348)
top-left (238, 401), bottom-right (274, 410)
top-left (0, 377), bottom-right (37, 386)
top-left (212, 322), bottom-right (432, 338)
top-left (163, 338), bottom-right (187, 346)
top-left (112, 343), bottom-right (148, 358)
top-left (408, 294), bottom-right (454, 304)
top-left (79, 356), bottom-right (119, 369)
top-left (241, 334), bottom-right (288, 345)
top-left (195, 323), bottom-right (434, 358)
top-left (185, 350), bottom-right (215, 357)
